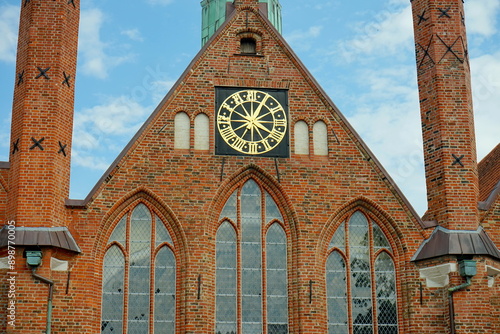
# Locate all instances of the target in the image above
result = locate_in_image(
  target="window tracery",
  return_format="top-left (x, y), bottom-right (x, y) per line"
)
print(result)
top-left (326, 211), bottom-right (398, 334)
top-left (101, 203), bottom-right (176, 333)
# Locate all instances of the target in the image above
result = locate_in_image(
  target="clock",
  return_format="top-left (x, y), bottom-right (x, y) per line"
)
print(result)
top-left (215, 87), bottom-right (289, 157)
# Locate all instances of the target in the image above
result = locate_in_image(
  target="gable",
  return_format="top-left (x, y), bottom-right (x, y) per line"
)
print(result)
top-left (75, 5), bottom-right (423, 232)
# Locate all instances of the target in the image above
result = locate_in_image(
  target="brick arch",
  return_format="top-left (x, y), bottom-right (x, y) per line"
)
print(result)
top-left (316, 196), bottom-right (407, 333)
top-left (205, 164), bottom-right (301, 332)
top-left (205, 164), bottom-right (299, 238)
top-left (93, 186), bottom-right (189, 264)
top-left (317, 196), bottom-right (406, 263)
top-left (92, 186), bottom-right (189, 332)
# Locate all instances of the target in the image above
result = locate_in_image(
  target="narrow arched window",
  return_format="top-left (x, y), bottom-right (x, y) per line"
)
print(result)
top-left (194, 113), bottom-right (210, 150)
top-left (101, 203), bottom-right (176, 333)
top-left (326, 211), bottom-right (398, 334)
top-left (313, 120), bottom-right (328, 156)
top-left (216, 179), bottom-right (289, 333)
top-left (102, 245), bottom-right (125, 333)
top-left (294, 120), bottom-right (309, 155)
top-left (174, 112), bottom-right (190, 149)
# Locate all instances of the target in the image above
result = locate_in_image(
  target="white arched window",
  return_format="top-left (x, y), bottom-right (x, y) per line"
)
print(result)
top-left (326, 211), bottom-right (398, 334)
top-left (101, 203), bottom-right (176, 333)
top-left (194, 113), bottom-right (210, 150)
top-left (174, 112), bottom-right (190, 149)
top-left (313, 120), bottom-right (328, 156)
top-left (294, 120), bottom-right (309, 155)
top-left (216, 180), bottom-right (288, 334)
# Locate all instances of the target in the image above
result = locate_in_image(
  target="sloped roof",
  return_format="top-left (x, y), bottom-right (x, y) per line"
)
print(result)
top-left (0, 226), bottom-right (81, 253)
top-left (412, 226), bottom-right (500, 261)
top-left (66, 5), bottom-right (423, 228)
top-left (478, 143), bottom-right (500, 210)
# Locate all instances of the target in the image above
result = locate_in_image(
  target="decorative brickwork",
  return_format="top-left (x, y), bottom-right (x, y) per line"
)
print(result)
top-left (0, 0), bottom-right (498, 333)
top-left (412, 0), bottom-right (479, 230)
top-left (6, 0), bottom-right (80, 228)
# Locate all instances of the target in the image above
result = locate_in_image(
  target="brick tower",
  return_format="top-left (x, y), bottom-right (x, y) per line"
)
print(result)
top-left (411, 0), bottom-right (478, 230)
top-left (411, 1), bottom-right (500, 333)
top-left (7, 0), bottom-right (80, 228)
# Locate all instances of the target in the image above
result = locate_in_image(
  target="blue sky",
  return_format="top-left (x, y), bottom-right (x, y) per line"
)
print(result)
top-left (0, 0), bottom-right (499, 215)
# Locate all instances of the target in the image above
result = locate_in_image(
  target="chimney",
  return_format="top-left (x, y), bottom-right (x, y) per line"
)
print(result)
top-left (7, 0), bottom-right (80, 227)
top-left (411, 0), bottom-right (479, 230)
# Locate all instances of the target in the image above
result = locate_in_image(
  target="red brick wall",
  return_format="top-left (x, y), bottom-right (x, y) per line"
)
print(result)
top-left (16, 6), bottom-right (425, 333)
top-left (6, 0), bottom-right (79, 228)
top-left (411, 0), bottom-right (479, 230)
top-left (1, 2), bottom-right (498, 334)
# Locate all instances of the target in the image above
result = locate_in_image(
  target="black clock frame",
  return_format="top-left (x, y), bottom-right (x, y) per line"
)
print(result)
top-left (215, 87), bottom-right (290, 158)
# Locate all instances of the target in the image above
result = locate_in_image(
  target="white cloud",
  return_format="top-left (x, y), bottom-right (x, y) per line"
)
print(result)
top-left (470, 51), bottom-right (500, 160)
top-left (345, 64), bottom-right (427, 214)
top-left (72, 95), bottom-right (150, 169)
top-left (465, 0), bottom-right (500, 37)
top-left (339, 4), bottom-right (413, 61)
top-left (121, 29), bottom-right (144, 42)
top-left (78, 8), bottom-right (132, 79)
top-left (284, 26), bottom-right (323, 51)
top-left (0, 4), bottom-right (19, 63)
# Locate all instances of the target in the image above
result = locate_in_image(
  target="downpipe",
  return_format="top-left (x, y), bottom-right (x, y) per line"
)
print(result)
top-left (32, 268), bottom-right (54, 334)
top-left (448, 259), bottom-right (476, 334)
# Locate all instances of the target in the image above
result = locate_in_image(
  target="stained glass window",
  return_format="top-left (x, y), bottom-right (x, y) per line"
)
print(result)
top-left (326, 211), bottom-right (398, 334)
top-left (102, 245), bottom-right (125, 334)
top-left (216, 179), bottom-right (289, 333)
top-left (101, 203), bottom-right (176, 333)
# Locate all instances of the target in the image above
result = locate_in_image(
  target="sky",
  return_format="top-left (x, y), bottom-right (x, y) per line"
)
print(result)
top-left (0, 0), bottom-right (499, 216)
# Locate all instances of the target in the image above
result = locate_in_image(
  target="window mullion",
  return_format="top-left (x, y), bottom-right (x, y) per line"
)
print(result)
top-left (149, 211), bottom-right (156, 334)
top-left (123, 211), bottom-right (131, 334)
top-left (368, 218), bottom-right (379, 334)
top-left (345, 220), bottom-right (353, 334)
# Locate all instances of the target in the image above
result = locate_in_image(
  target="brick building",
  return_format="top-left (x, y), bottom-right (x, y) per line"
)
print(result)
top-left (0, 0), bottom-right (499, 333)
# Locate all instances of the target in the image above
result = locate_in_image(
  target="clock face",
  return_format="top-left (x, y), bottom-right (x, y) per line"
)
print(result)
top-left (215, 88), bottom-right (289, 157)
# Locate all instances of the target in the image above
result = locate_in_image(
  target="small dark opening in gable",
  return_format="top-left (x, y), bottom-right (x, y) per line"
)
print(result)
top-left (240, 37), bottom-right (257, 54)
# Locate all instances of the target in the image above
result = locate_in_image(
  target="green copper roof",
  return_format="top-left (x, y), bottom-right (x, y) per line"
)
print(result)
top-left (201, 0), bottom-right (282, 46)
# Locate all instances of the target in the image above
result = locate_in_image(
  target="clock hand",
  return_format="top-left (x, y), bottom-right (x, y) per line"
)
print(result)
top-left (252, 95), bottom-right (269, 120)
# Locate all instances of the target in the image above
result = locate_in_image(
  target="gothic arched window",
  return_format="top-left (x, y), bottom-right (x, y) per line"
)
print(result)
top-left (216, 179), bottom-right (288, 334)
top-left (326, 211), bottom-right (398, 334)
top-left (101, 203), bottom-right (176, 333)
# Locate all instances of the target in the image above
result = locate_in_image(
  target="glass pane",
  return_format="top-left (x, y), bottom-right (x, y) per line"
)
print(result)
top-left (266, 192), bottom-right (283, 222)
top-left (109, 216), bottom-right (126, 245)
top-left (155, 247), bottom-right (176, 333)
top-left (376, 253), bottom-right (398, 334)
top-left (129, 204), bottom-right (151, 332)
top-left (241, 180), bottom-right (261, 221)
top-left (329, 222), bottom-right (345, 252)
top-left (266, 224), bottom-right (288, 329)
top-left (156, 215), bottom-right (173, 247)
top-left (132, 203), bottom-right (152, 221)
top-left (102, 246), bottom-right (124, 334)
top-left (373, 223), bottom-right (391, 252)
top-left (241, 180), bottom-right (263, 332)
top-left (216, 223), bottom-right (237, 333)
top-left (349, 212), bottom-right (373, 334)
top-left (242, 295), bottom-right (262, 323)
top-left (220, 191), bottom-right (237, 221)
top-left (326, 251), bottom-right (347, 334)
top-left (268, 324), bottom-right (288, 334)
top-left (128, 320), bottom-right (149, 334)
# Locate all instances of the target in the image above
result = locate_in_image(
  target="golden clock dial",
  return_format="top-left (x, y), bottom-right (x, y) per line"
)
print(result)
top-left (217, 89), bottom-right (287, 155)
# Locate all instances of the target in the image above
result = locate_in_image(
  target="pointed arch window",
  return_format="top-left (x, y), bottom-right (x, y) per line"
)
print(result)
top-left (101, 203), bottom-right (176, 333)
top-left (216, 179), bottom-right (289, 334)
top-left (326, 211), bottom-right (398, 334)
